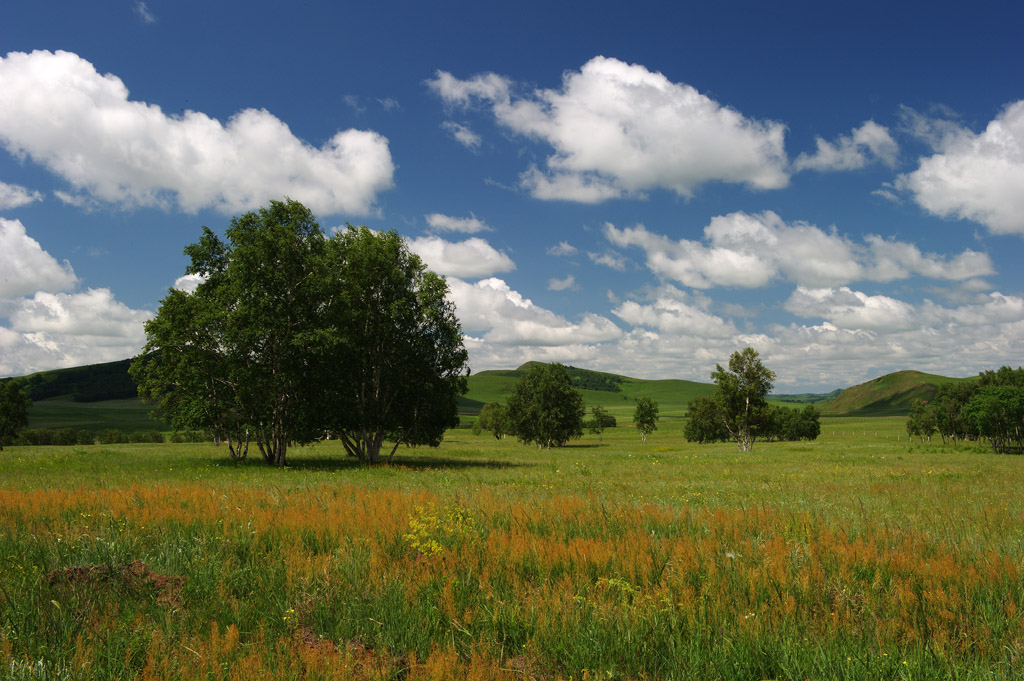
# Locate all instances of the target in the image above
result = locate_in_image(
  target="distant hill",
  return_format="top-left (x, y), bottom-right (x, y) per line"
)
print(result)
top-left (9, 358), bottom-right (138, 402)
top-left (770, 389), bottom-right (843, 405)
top-left (820, 370), bottom-right (970, 416)
top-left (459, 363), bottom-right (716, 417)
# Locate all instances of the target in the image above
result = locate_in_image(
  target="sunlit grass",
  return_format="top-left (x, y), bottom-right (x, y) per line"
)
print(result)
top-left (2, 417), bottom-right (1022, 679)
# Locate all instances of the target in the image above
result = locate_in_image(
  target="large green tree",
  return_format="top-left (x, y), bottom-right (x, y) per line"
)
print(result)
top-left (321, 226), bottom-right (468, 463)
top-left (0, 380), bottom-right (31, 451)
top-left (132, 200), bottom-right (468, 467)
top-left (686, 347), bottom-right (776, 451)
top-left (505, 363), bottom-right (584, 449)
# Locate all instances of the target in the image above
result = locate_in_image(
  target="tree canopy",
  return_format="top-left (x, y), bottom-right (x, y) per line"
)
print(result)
top-left (632, 397), bottom-right (659, 443)
top-left (684, 347), bottom-right (778, 451)
top-left (587, 405), bottom-right (616, 441)
top-left (131, 200), bottom-right (468, 466)
top-left (0, 380), bottom-right (31, 451)
top-left (505, 363), bottom-right (585, 449)
top-left (474, 402), bottom-right (510, 439)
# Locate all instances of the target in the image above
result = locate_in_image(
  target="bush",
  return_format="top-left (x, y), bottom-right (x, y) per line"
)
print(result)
top-left (98, 429), bottom-right (129, 445)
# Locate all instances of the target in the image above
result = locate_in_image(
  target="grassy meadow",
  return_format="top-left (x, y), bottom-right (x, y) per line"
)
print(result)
top-left (2, 416), bottom-right (1023, 680)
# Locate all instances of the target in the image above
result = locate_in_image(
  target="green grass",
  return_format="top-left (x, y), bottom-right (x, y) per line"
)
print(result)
top-left (26, 397), bottom-right (168, 433)
top-left (2, 416), bottom-right (1023, 679)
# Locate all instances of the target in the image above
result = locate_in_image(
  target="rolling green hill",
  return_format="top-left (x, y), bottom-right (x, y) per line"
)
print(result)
top-left (820, 370), bottom-right (970, 416)
top-left (10, 358), bottom-right (139, 402)
top-left (459, 363), bottom-right (716, 419)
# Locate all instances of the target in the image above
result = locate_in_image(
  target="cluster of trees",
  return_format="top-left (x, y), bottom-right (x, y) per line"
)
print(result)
top-left (684, 348), bottom-right (820, 450)
top-left (472, 363), bottom-right (658, 447)
top-left (907, 366), bottom-right (1024, 454)
top-left (130, 200), bottom-right (469, 466)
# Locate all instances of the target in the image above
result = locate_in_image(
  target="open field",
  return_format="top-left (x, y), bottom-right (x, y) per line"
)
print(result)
top-left (2, 417), bottom-right (1023, 680)
top-left (26, 398), bottom-right (169, 434)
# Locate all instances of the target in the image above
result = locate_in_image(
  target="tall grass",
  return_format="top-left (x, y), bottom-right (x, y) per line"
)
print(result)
top-left (1, 418), bottom-right (1022, 679)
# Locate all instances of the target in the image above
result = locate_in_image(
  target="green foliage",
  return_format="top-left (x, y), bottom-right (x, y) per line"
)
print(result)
top-left (687, 397), bottom-right (819, 444)
top-left (563, 366), bottom-right (623, 393)
top-left (474, 402), bottom-right (510, 439)
top-left (906, 399), bottom-right (938, 442)
top-left (587, 405), bottom-right (617, 440)
top-left (763, 404), bottom-right (821, 442)
top-left (322, 226), bottom-right (468, 463)
top-left (506, 363), bottom-right (585, 448)
top-left (15, 428), bottom-right (94, 446)
top-left (709, 347), bottom-right (776, 451)
top-left (131, 201), bottom-right (468, 467)
top-left (964, 386), bottom-right (1024, 454)
top-left (978, 365), bottom-right (1024, 388)
top-left (931, 382), bottom-right (980, 445)
top-left (962, 367), bottom-right (1024, 455)
top-left (683, 394), bottom-right (730, 444)
top-left (0, 379), bottom-right (31, 450)
top-left (632, 397), bottom-right (659, 443)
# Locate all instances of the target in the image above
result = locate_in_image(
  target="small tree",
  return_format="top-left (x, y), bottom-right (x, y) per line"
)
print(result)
top-left (0, 381), bottom-right (31, 451)
top-left (587, 405), bottom-right (616, 441)
top-left (505, 363), bottom-right (585, 449)
top-left (474, 402), bottom-right (510, 439)
top-left (906, 399), bottom-right (937, 443)
top-left (633, 397), bottom-right (659, 444)
top-left (710, 348), bottom-right (775, 452)
top-left (684, 394), bottom-right (729, 443)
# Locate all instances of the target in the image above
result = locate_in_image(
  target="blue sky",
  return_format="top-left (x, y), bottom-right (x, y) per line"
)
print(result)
top-left (1, 0), bottom-right (1022, 390)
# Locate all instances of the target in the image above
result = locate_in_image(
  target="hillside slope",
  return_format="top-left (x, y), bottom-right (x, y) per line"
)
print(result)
top-left (821, 370), bottom-right (969, 416)
top-left (460, 363), bottom-right (716, 418)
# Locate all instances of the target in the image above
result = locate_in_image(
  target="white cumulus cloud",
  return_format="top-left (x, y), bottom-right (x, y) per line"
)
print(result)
top-left (546, 241), bottom-right (578, 256)
top-left (429, 56), bottom-right (789, 202)
top-left (0, 218), bottom-right (78, 298)
top-left (172, 273), bottom-right (205, 294)
top-left (408, 235), bottom-right (515, 279)
top-left (898, 101), bottom-right (1024, 234)
top-left (606, 211), bottom-right (994, 289)
top-left (784, 286), bottom-right (917, 332)
top-left (613, 286), bottom-right (737, 338)
top-left (1, 288), bottom-right (153, 376)
top-left (441, 122), bottom-right (482, 150)
top-left (425, 212), bottom-right (491, 233)
top-left (0, 50), bottom-right (394, 215)
top-left (547, 275), bottom-right (577, 291)
top-left (794, 120), bottom-right (899, 171)
top-left (448, 277), bottom-right (621, 347)
top-left (0, 181), bottom-right (43, 209)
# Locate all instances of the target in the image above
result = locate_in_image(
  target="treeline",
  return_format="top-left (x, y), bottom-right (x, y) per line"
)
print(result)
top-left (683, 348), bottom-right (820, 450)
top-left (563, 366), bottom-right (624, 393)
top-left (907, 366), bottom-right (1024, 454)
top-left (685, 402), bottom-right (821, 444)
top-left (12, 428), bottom-right (210, 446)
